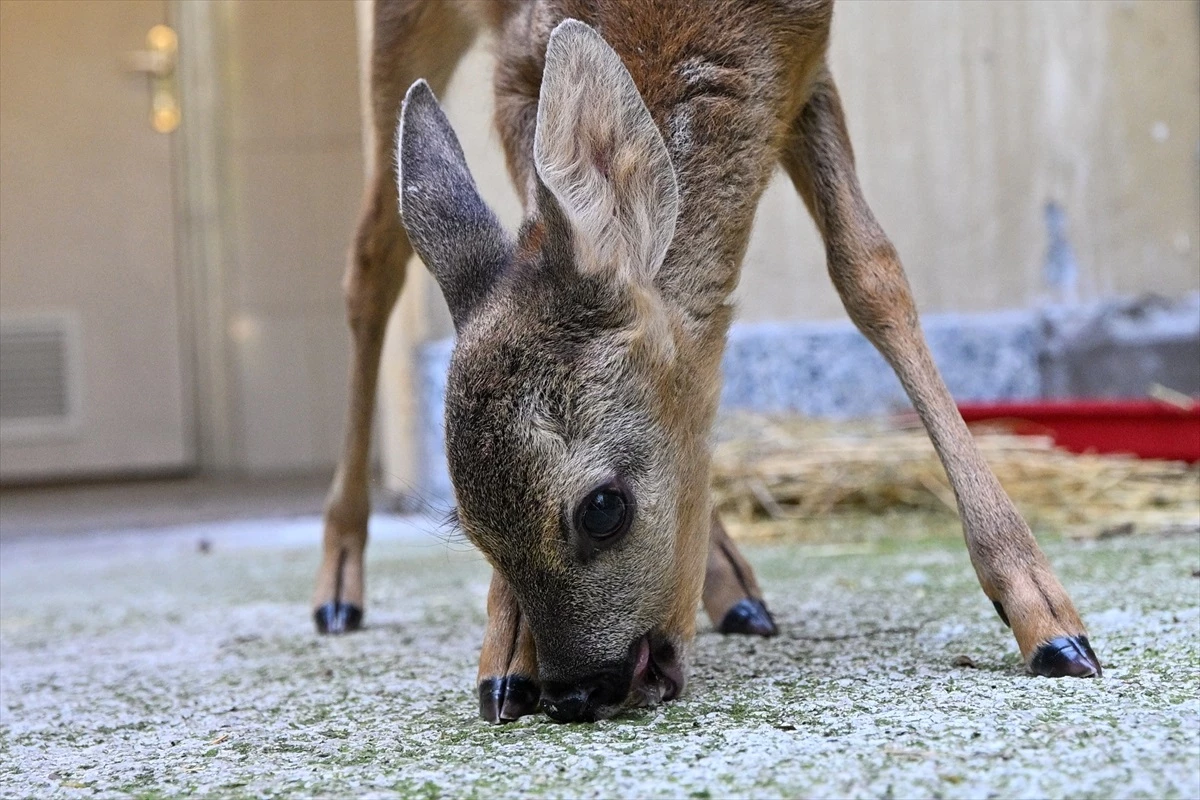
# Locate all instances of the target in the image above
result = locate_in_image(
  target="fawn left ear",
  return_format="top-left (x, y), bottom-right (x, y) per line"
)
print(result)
top-left (398, 80), bottom-right (512, 330)
top-left (534, 20), bottom-right (680, 288)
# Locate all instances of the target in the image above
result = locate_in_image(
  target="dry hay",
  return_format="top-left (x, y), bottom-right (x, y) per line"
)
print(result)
top-left (711, 413), bottom-right (1200, 542)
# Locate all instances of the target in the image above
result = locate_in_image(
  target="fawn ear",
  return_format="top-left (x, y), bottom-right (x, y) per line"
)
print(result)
top-left (534, 20), bottom-right (679, 288)
top-left (398, 80), bottom-right (512, 329)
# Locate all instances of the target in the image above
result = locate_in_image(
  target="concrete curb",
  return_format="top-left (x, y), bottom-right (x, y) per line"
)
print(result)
top-left (413, 294), bottom-right (1199, 504)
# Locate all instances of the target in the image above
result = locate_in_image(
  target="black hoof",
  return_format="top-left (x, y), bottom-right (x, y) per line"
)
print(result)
top-left (1030, 635), bottom-right (1102, 678)
top-left (479, 675), bottom-right (540, 723)
top-left (313, 602), bottom-right (362, 635)
top-left (718, 598), bottom-right (778, 637)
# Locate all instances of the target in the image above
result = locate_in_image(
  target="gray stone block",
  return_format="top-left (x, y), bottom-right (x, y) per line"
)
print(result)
top-left (720, 310), bottom-right (1041, 417)
top-left (413, 295), bottom-right (1199, 503)
top-left (418, 337), bottom-right (455, 504)
top-left (415, 309), bottom-right (1045, 501)
top-left (1040, 293), bottom-right (1200, 399)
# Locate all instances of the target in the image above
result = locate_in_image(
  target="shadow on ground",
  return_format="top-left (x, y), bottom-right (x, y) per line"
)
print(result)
top-left (1, 514), bottom-right (1197, 798)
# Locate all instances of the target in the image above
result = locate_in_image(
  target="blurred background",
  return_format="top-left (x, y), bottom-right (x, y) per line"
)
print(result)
top-left (0, 0), bottom-right (1197, 519)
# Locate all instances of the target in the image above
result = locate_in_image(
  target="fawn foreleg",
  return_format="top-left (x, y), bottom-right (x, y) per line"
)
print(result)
top-left (779, 70), bottom-right (1100, 677)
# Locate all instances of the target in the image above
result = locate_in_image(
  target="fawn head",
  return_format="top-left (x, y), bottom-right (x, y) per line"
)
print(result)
top-left (397, 20), bottom-right (716, 721)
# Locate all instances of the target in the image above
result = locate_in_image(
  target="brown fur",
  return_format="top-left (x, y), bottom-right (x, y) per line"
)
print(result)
top-left (476, 573), bottom-right (539, 715)
top-left (703, 514), bottom-right (767, 624)
top-left (314, 0), bottom-right (1097, 722)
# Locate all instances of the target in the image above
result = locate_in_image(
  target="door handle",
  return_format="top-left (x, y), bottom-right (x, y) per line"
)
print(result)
top-left (122, 24), bottom-right (180, 133)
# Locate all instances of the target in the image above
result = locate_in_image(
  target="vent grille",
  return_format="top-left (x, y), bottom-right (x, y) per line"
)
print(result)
top-left (0, 315), bottom-right (79, 438)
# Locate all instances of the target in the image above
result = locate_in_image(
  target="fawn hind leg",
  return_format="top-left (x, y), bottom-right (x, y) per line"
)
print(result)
top-left (703, 513), bottom-right (778, 636)
top-left (314, 0), bottom-right (478, 633)
top-left (780, 69), bottom-right (1099, 677)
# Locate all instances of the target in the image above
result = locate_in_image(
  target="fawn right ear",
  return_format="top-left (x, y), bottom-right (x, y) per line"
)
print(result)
top-left (397, 80), bottom-right (512, 330)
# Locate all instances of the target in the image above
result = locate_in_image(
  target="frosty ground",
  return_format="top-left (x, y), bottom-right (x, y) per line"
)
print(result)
top-left (1, 511), bottom-right (1197, 798)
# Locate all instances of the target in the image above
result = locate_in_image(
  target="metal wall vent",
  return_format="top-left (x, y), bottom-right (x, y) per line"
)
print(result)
top-left (0, 314), bottom-right (81, 440)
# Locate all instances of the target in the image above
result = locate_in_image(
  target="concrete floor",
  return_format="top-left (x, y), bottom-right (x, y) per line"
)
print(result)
top-left (0, 475), bottom-right (334, 540)
top-left (1, 495), bottom-right (1197, 798)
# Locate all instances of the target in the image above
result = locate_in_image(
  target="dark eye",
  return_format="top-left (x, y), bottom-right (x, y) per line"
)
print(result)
top-left (574, 482), bottom-right (633, 542)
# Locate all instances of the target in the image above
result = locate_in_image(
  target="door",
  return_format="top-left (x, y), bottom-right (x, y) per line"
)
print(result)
top-left (0, 0), bottom-right (191, 480)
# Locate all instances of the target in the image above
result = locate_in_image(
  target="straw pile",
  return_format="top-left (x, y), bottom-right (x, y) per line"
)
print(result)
top-left (711, 413), bottom-right (1200, 541)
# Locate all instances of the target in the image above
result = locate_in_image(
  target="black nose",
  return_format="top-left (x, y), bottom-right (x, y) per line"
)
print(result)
top-left (541, 671), bottom-right (626, 722)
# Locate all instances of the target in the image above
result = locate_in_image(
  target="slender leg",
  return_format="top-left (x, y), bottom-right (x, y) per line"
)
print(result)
top-left (779, 69), bottom-right (1100, 677)
top-left (313, 0), bottom-right (478, 633)
top-left (477, 572), bottom-right (541, 722)
top-left (311, 170), bottom-right (405, 633)
top-left (703, 513), bottom-right (778, 636)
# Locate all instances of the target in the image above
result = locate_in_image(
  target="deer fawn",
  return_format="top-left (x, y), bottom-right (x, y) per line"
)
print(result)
top-left (312, 0), bottom-right (1101, 723)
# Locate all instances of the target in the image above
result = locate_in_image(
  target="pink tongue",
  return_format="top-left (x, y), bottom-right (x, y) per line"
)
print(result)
top-left (633, 637), bottom-right (651, 683)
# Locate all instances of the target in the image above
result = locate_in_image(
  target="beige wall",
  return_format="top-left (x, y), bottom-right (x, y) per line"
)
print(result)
top-left (740, 0), bottom-right (1200, 322)
top-left (212, 0), bottom-right (363, 473)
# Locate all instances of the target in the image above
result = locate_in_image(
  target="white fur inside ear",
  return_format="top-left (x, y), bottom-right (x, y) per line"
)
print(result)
top-left (534, 20), bottom-right (679, 288)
